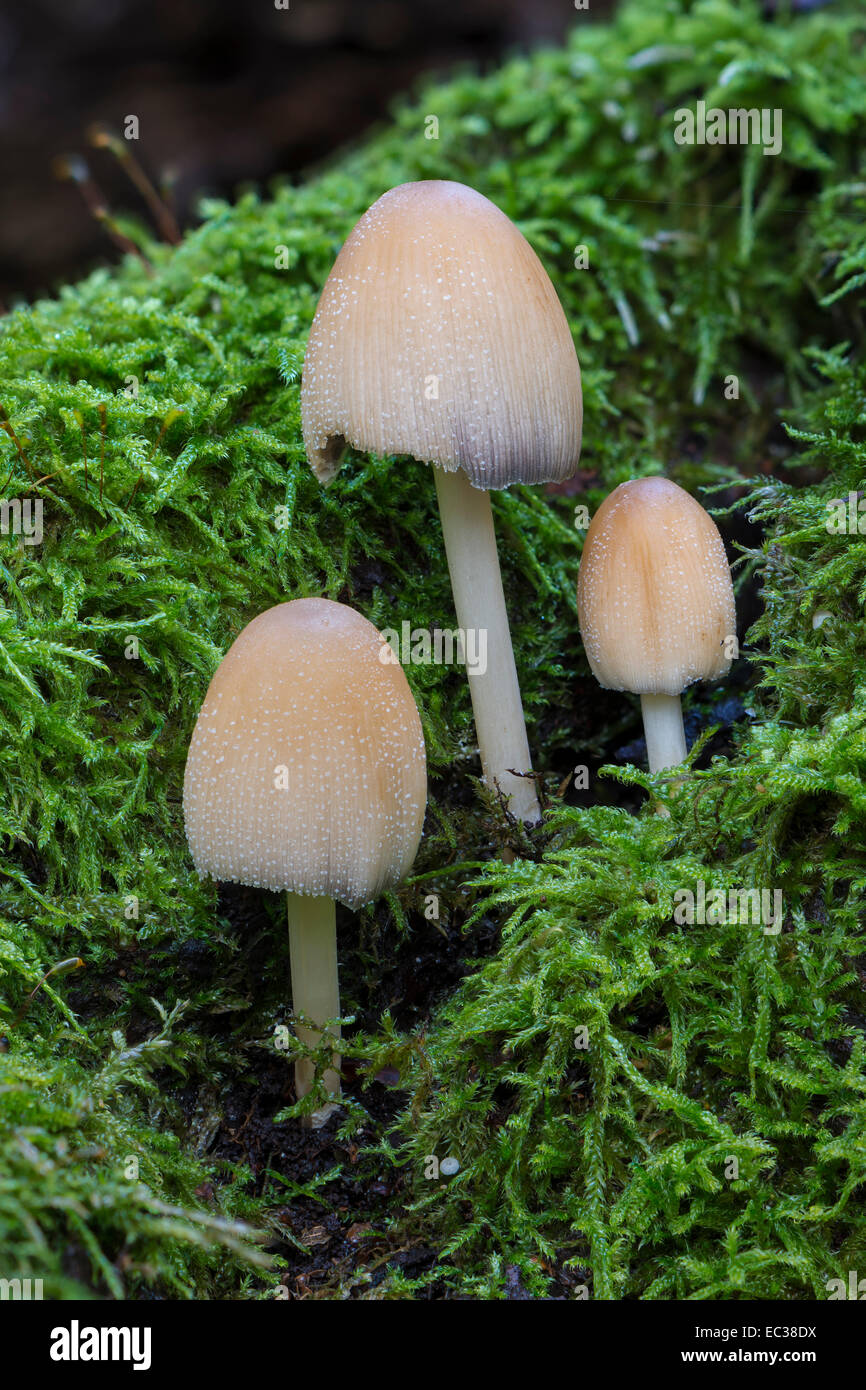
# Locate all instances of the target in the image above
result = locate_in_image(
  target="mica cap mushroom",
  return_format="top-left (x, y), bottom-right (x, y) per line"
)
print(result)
top-left (577, 476), bottom-right (736, 773)
top-left (301, 179), bottom-right (582, 487)
top-left (301, 179), bottom-right (582, 826)
top-left (183, 597), bottom-right (426, 1118)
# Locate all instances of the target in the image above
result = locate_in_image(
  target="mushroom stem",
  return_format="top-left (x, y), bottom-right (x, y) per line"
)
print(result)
top-left (287, 892), bottom-right (341, 1123)
top-left (433, 464), bottom-right (540, 825)
top-left (640, 693), bottom-right (687, 773)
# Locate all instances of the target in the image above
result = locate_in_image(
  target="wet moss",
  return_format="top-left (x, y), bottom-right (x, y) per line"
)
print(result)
top-left (1, 0), bottom-right (865, 1298)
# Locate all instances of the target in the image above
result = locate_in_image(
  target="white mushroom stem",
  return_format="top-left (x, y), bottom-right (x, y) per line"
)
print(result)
top-left (640, 693), bottom-right (687, 773)
top-left (287, 893), bottom-right (341, 1123)
top-left (433, 464), bottom-right (541, 825)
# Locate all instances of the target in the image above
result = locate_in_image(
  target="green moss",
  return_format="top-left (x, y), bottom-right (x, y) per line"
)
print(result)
top-left (0, 0), bottom-right (865, 1298)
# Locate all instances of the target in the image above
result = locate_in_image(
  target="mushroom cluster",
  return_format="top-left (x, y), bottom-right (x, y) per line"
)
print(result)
top-left (181, 179), bottom-right (737, 1130)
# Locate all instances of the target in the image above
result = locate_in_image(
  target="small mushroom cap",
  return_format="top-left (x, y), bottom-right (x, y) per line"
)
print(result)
top-left (183, 598), bottom-right (426, 910)
top-left (577, 477), bottom-right (736, 697)
top-left (301, 179), bottom-right (582, 489)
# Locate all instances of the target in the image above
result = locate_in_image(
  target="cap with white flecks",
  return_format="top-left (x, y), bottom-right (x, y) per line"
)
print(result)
top-left (577, 476), bottom-right (736, 698)
top-left (183, 598), bottom-right (427, 910)
top-left (301, 179), bottom-right (582, 490)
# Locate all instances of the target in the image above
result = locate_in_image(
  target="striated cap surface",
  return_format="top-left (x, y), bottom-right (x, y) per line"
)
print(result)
top-left (577, 476), bottom-right (736, 697)
top-left (301, 179), bottom-right (582, 488)
top-left (183, 598), bottom-right (426, 909)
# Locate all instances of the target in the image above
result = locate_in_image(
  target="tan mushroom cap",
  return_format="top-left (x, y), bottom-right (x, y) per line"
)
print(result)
top-left (577, 477), bottom-right (736, 697)
top-left (183, 598), bottom-right (426, 910)
top-left (301, 179), bottom-right (582, 489)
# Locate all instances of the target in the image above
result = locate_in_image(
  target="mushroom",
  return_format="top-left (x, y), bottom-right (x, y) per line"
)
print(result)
top-left (301, 180), bottom-right (582, 826)
top-left (577, 477), bottom-right (736, 773)
top-left (182, 597), bottom-right (426, 1122)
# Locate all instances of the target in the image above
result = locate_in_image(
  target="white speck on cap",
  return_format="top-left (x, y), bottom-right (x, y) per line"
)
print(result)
top-left (300, 180), bottom-right (582, 490)
top-left (577, 477), bottom-right (736, 697)
top-left (182, 598), bottom-right (427, 910)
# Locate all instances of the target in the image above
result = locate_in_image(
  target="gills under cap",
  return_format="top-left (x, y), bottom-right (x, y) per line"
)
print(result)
top-left (577, 476), bottom-right (736, 698)
top-left (183, 598), bottom-right (426, 910)
top-left (301, 179), bottom-right (582, 489)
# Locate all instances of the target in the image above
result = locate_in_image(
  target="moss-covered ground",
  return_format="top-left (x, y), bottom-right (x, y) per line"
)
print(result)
top-left (1, 0), bottom-right (865, 1299)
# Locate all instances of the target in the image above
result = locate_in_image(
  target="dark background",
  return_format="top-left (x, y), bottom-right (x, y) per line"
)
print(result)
top-left (0, 0), bottom-right (601, 304)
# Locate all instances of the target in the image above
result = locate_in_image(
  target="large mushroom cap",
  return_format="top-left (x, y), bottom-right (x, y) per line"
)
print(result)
top-left (183, 598), bottom-right (426, 910)
top-left (577, 476), bottom-right (736, 697)
top-left (301, 179), bottom-right (582, 489)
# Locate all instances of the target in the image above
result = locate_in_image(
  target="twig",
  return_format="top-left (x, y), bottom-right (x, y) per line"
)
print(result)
top-left (88, 124), bottom-right (181, 244)
top-left (53, 155), bottom-right (154, 274)
top-left (98, 402), bottom-right (106, 502)
top-left (0, 403), bottom-right (35, 486)
top-left (75, 409), bottom-right (88, 490)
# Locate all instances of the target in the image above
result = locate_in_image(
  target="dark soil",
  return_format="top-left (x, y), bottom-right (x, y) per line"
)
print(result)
top-left (185, 885), bottom-right (501, 1298)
